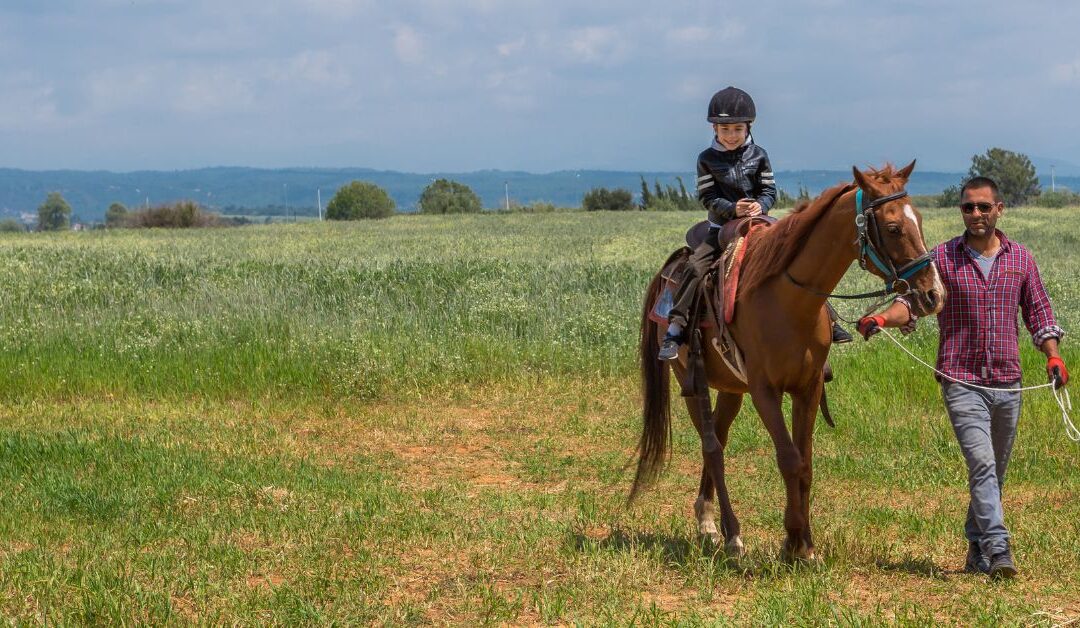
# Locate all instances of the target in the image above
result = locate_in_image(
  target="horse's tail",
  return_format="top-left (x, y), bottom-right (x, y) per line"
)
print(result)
top-left (629, 267), bottom-right (672, 502)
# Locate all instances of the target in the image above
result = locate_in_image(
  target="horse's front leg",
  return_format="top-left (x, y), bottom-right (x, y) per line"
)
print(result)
top-left (790, 384), bottom-right (823, 561)
top-left (748, 383), bottom-right (809, 561)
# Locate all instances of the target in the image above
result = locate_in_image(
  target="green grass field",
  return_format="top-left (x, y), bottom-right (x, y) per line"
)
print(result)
top-left (1, 207), bottom-right (1078, 624)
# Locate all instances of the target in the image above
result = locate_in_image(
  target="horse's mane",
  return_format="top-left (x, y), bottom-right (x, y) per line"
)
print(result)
top-left (737, 182), bottom-right (854, 297)
top-left (738, 165), bottom-right (908, 297)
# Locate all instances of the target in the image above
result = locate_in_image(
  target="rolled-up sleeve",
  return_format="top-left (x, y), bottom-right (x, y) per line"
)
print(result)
top-left (1020, 253), bottom-right (1064, 346)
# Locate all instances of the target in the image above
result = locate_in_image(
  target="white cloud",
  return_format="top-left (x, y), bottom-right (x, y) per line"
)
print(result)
top-left (298, 0), bottom-right (373, 18)
top-left (393, 25), bottom-right (425, 66)
top-left (673, 76), bottom-right (710, 103)
top-left (1050, 59), bottom-right (1080, 85)
top-left (87, 64), bottom-right (174, 114)
top-left (497, 36), bottom-right (526, 57)
top-left (484, 66), bottom-right (551, 110)
top-left (271, 50), bottom-right (352, 88)
top-left (667, 25), bottom-right (709, 45)
top-left (176, 68), bottom-right (256, 114)
top-left (0, 73), bottom-right (60, 128)
top-left (564, 26), bottom-right (628, 64)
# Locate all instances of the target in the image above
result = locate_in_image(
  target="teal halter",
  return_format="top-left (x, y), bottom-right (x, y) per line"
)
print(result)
top-left (854, 188), bottom-right (934, 295)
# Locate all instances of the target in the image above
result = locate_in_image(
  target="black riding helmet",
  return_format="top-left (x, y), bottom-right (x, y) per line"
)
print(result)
top-left (707, 86), bottom-right (756, 124)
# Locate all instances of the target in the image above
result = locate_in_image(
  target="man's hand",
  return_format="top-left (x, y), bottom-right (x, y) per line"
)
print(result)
top-left (735, 199), bottom-right (762, 217)
top-left (1047, 356), bottom-right (1069, 389)
top-left (857, 315), bottom-right (886, 341)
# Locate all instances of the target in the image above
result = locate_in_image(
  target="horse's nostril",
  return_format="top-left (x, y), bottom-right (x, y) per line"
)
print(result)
top-left (927, 289), bottom-right (941, 309)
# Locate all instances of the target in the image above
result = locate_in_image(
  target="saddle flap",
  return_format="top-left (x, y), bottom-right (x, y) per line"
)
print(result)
top-left (685, 221), bottom-right (711, 249)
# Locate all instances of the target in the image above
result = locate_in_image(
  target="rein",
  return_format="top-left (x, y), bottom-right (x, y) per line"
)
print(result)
top-left (786, 187), bottom-right (933, 301)
top-left (876, 327), bottom-right (1078, 443)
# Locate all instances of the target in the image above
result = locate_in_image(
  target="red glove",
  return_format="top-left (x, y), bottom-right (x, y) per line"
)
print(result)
top-left (857, 315), bottom-right (886, 341)
top-left (1047, 356), bottom-right (1069, 389)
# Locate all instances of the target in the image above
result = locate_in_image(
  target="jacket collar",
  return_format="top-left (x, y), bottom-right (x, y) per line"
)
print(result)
top-left (710, 136), bottom-right (752, 153)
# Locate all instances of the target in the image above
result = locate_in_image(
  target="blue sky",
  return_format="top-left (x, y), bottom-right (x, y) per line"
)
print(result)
top-left (2, 0), bottom-right (1079, 174)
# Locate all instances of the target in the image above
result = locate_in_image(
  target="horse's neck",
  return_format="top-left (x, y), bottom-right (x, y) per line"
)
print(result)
top-left (787, 193), bottom-right (858, 302)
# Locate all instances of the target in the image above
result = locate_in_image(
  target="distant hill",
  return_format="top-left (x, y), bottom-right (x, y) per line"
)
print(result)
top-left (2, 166), bottom-right (1075, 221)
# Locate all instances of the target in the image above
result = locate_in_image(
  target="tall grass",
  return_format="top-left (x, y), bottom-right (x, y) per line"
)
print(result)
top-left (1, 205), bottom-right (1078, 623)
top-left (1, 207), bottom-right (1075, 401)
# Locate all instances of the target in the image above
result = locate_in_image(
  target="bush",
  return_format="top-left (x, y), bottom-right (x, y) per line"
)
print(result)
top-left (125, 201), bottom-right (224, 228)
top-left (582, 187), bottom-right (635, 211)
top-left (1035, 189), bottom-right (1080, 208)
top-left (418, 179), bottom-right (482, 214)
top-left (0, 218), bottom-right (26, 233)
top-left (516, 201), bottom-right (562, 213)
top-left (937, 185), bottom-right (962, 208)
top-left (105, 202), bottom-right (129, 228)
top-left (326, 181), bottom-right (395, 220)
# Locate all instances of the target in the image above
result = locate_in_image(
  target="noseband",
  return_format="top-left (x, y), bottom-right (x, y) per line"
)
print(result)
top-left (786, 186), bottom-right (934, 300)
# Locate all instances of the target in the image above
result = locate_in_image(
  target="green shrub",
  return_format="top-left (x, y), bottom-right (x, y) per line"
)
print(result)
top-left (1035, 189), bottom-right (1080, 208)
top-left (582, 187), bottom-right (635, 211)
top-left (326, 181), bottom-right (396, 220)
top-left (418, 179), bottom-right (482, 214)
top-left (938, 184), bottom-right (962, 208)
top-left (105, 202), bottom-right (129, 228)
top-left (0, 218), bottom-right (26, 233)
top-left (125, 201), bottom-right (223, 228)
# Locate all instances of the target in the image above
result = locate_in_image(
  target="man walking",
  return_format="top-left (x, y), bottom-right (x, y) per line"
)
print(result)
top-left (857, 176), bottom-right (1068, 579)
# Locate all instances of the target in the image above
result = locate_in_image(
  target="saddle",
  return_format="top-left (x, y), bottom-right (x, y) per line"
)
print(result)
top-left (650, 216), bottom-right (775, 381)
top-left (650, 216), bottom-right (775, 326)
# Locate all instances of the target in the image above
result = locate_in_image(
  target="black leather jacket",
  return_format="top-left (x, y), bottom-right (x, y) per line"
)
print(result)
top-left (695, 141), bottom-right (776, 226)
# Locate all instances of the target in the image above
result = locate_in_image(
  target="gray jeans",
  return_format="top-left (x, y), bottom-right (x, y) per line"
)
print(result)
top-left (941, 380), bottom-right (1022, 557)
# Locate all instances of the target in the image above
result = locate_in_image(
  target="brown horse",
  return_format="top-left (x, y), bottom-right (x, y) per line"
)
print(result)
top-left (631, 162), bottom-right (945, 561)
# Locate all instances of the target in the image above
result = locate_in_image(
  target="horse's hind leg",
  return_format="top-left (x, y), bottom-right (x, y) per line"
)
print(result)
top-left (710, 391), bottom-right (745, 557)
top-left (693, 464), bottom-right (720, 545)
top-left (677, 363), bottom-right (744, 556)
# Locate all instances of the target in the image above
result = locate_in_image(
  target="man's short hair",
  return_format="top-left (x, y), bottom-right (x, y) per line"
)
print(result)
top-left (961, 176), bottom-right (1004, 203)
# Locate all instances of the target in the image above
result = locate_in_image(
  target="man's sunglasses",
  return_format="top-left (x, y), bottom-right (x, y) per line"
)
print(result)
top-left (960, 201), bottom-right (997, 214)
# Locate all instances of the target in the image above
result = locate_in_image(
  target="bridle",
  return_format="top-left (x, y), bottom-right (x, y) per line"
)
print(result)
top-left (786, 187), bottom-right (934, 300)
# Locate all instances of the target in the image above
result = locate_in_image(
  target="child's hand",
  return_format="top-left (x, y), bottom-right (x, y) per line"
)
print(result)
top-left (735, 200), bottom-right (762, 217)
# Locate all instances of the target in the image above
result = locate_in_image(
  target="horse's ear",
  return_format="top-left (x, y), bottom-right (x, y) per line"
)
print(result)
top-left (897, 159), bottom-right (916, 181)
top-left (852, 166), bottom-right (871, 191)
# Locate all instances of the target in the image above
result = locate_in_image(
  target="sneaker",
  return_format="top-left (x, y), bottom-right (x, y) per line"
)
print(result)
top-left (964, 541), bottom-right (989, 574)
top-left (832, 322), bottom-right (853, 344)
top-left (988, 547), bottom-right (1017, 580)
top-left (658, 336), bottom-right (682, 361)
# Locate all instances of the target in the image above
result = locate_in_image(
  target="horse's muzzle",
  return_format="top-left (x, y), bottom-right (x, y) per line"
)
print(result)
top-left (909, 287), bottom-right (945, 317)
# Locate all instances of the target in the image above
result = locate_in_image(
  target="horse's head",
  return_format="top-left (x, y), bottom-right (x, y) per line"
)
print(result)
top-left (851, 161), bottom-right (945, 317)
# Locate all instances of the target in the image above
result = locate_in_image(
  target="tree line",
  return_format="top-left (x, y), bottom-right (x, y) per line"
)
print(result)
top-left (5, 146), bottom-right (1077, 232)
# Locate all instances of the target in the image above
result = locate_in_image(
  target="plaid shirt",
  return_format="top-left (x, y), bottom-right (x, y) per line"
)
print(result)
top-left (901, 230), bottom-right (1064, 385)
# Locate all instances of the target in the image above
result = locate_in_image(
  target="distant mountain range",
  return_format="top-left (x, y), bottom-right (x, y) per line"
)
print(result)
top-left (2, 166), bottom-right (1077, 221)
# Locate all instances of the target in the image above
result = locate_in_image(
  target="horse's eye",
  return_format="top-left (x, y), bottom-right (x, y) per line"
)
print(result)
top-left (886, 224), bottom-right (902, 235)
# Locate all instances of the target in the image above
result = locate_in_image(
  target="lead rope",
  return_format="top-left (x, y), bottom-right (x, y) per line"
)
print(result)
top-left (876, 327), bottom-right (1078, 442)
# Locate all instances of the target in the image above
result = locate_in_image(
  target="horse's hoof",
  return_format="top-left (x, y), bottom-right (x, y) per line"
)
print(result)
top-left (780, 544), bottom-right (817, 564)
top-left (724, 536), bottom-right (746, 559)
top-left (699, 521), bottom-right (722, 547)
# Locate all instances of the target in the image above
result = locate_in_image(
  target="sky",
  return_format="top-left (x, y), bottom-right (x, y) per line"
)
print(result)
top-left (2, 0), bottom-right (1080, 174)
